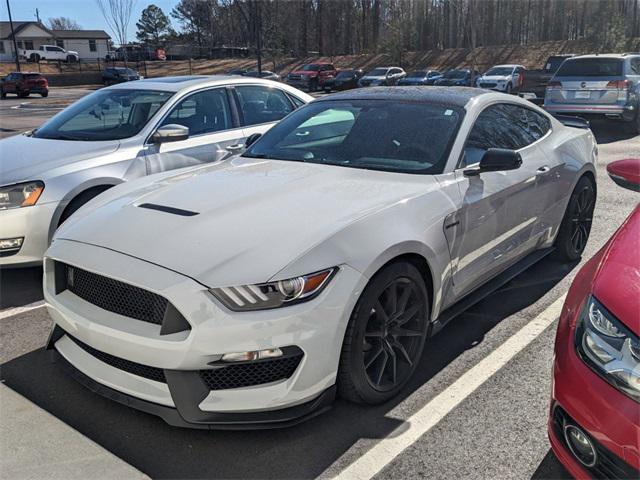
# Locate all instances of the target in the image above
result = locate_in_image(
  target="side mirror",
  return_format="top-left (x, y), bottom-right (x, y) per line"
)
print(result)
top-left (607, 159), bottom-right (640, 192)
top-left (245, 133), bottom-right (262, 148)
top-left (152, 124), bottom-right (189, 144)
top-left (464, 148), bottom-right (522, 177)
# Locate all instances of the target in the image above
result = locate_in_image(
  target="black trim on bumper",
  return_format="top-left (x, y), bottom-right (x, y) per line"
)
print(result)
top-left (50, 334), bottom-right (335, 430)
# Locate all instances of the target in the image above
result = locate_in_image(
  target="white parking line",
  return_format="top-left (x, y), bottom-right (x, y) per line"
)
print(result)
top-left (330, 293), bottom-right (567, 480)
top-left (0, 301), bottom-right (46, 321)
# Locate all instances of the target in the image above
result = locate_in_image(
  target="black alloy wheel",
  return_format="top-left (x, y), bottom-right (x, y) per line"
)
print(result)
top-left (338, 262), bottom-right (429, 404)
top-left (555, 176), bottom-right (595, 261)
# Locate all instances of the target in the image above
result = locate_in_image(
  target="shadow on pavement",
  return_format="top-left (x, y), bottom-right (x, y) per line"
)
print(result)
top-left (0, 256), bottom-right (576, 479)
top-left (531, 449), bottom-right (572, 480)
top-left (588, 119), bottom-right (637, 145)
top-left (0, 267), bottom-right (43, 309)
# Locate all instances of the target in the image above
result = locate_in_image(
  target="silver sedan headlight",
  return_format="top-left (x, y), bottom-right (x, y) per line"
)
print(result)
top-left (576, 296), bottom-right (640, 402)
top-left (0, 181), bottom-right (45, 210)
top-left (210, 268), bottom-right (337, 312)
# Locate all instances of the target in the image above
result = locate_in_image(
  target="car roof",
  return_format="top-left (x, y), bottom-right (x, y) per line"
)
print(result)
top-left (489, 64), bottom-right (522, 68)
top-left (106, 75), bottom-right (314, 101)
top-left (570, 54), bottom-right (628, 60)
top-left (315, 86), bottom-right (488, 107)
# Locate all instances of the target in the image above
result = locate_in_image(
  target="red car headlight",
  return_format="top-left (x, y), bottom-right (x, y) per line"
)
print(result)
top-left (575, 295), bottom-right (640, 402)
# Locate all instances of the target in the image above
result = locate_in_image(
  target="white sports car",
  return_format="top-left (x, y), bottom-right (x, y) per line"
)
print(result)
top-left (44, 87), bottom-right (597, 428)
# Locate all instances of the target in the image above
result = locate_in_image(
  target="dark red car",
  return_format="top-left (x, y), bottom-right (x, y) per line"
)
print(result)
top-left (0, 72), bottom-right (48, 98)
top-left (549, 158), bottom-right (640, 479)
top-left (285, 62), bottom-right (337, 91)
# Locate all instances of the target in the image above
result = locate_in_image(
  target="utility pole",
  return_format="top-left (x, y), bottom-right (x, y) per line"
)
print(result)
top-left (255, 0), bottom-right (262, 74)
top-left (35, 8), bottom-right (41, 23)
top-left (6, 0), bottom-right (20, 72)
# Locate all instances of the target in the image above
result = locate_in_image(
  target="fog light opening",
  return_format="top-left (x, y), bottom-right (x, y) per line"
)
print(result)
top-left (563, 424), bottom-right (597, 468)
top-left (0, 237), bottom-right (24, 253)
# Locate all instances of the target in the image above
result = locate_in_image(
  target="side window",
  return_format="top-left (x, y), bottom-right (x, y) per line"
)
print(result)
top-left (161, 88), bottom-right (233, 136)
top-left (236, 85), bottom-right (294, 126)
top-left (525, 108), bottom-right (551, 141)
top-left (287, 94), bottom-right (306, 109)
top-left (630, 58), bottom-right (640, 75)
top-left (461, 104), bottom-right (523, 167)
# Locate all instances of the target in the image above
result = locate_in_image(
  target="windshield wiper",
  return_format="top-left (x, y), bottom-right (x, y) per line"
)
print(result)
top-left (38, 133), bottom-right (86, 141)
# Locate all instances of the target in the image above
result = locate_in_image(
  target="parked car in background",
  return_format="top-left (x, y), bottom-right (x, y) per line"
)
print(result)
top-left (521, 54), bottom-right (575, 100)
top-left (0, 72), bottom-right (48, 98)
top-left (397, 70), bottom-right (443, 86)
top-left (228, 69), bottom-right (248, 76)
top-left (0, 76), bottom-right (311, 266)
top-left (43, 87), bottom-right (597, 429)
top-left (19, 45), bottom-right (79, 63)
top-left (286, 62), bottom-right (337, 91)
top-left (549, 158), bottom-right (639, 480)
top-left (358, 67), bottom-right (406, 87)
top-left (322, 69), bottom-right (365, 92)
top-left (102, 67), bottom-right (141, 85)
top-left (243, 70), bottom-right (281, 82)
top-left (106, 46), bottom-right (166, 62)
top-left (434, 69), bottom-right (479, 87)
top-left (544, 53), bottom-right (640, 133)
top-left (476, 64), bottom-right (525, 93)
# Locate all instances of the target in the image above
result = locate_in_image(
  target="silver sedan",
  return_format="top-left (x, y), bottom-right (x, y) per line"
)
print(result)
top-left (0, 75), bottom-right (311, 265)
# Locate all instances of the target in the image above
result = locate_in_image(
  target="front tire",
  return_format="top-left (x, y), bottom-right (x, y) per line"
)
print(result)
top-left (338, 262), bottom-right (430, 404)
top-left (505, 82), bottom-right (513, 94)
top-left (308, 78), bottom-right (318, 92)
top-left (41, 91), bottom-right (48, 97)
top-left (554, 176), bottom-right (596, 262)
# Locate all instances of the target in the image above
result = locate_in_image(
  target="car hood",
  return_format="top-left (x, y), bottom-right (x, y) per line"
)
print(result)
top-left (592, 205), bottom-right (640, 336)
top-left (290, 70), bottom-right (317, 76)
top-left (480, 75), bottom-right (510, 81)
top-left (56, 156), bottom-right (432, 287)
top-left (0, 134), bottom-right (119, 185)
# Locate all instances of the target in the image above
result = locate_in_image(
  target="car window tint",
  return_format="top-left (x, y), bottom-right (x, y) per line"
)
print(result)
top-left (236, 85), bottom-right (294, 126)
top-left (162, 88), bottom-right (232, 135)
top-left (630, 58), bottom-right (640, 75)
top-left (287, 94), bottom-right (306, 109)
top-left (462, 103), bottom-right (540, 167)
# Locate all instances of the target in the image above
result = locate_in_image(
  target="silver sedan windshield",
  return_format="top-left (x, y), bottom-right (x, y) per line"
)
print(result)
top-left (33, 89), bottom-right (173, 141)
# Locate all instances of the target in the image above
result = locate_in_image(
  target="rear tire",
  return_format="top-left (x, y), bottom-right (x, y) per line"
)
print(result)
top-left (41, 91), bottom-right (48, 98)
top-left (554, 176), bottom-right (596, 262)
top-left (66, 55), bottom-right (77, 63)
top-left (338, 262), bottom-right (430, 404)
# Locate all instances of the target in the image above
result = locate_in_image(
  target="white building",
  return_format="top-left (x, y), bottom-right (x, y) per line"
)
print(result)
top-left (0, 21), bottom-right (110, 61)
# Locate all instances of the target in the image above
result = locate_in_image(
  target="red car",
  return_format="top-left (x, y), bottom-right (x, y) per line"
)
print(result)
top-left (285, 62), bottom-right (337, 91)
top-left (549, 158), bottom-right (640, 479)
top-left (0, 72), bottom-right (48, 98)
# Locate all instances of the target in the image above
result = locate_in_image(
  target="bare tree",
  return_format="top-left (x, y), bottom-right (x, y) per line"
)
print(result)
top-left (96, 0), bottom-right (137, 57)
top-left (48, 17), bottom-right (82, 30)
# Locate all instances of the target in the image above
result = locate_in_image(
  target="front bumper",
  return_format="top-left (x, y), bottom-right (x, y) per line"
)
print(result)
top-left (43, 239), bottom-right (366, 428)
top-left (0, 202), bottom-right (57, 266)
top-left (549, 301), bottom-right (640, 477)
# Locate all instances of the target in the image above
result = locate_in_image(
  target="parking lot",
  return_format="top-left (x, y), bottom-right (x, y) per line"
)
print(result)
top-left (0, 86), bottom-right (638, 479)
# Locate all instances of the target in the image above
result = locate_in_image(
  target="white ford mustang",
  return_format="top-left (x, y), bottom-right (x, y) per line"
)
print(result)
top-left (44, 87), bottom-right (597, 428)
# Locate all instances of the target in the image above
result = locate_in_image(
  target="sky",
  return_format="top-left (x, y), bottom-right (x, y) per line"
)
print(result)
top-left (3, 0), bottom-right (179, 40)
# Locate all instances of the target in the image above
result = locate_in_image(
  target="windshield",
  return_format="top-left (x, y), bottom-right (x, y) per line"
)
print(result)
top-left (299, 64), bottom-right (320, 71)
top-left (336, 71), bottom-right (356, 79)
top-left (407, 71), bottom-right (428, 78)
top-left (444, 70), bottom-right (468, 79)
top-left (33, 89), bottom-right (173, 141)
top-left (367, 68), bottom-right (389, 76)
top-left (243, 100), bottom-right (462, 175)
top-left (485, 67), bottom-right (513, 76)
top-left (555, 58), bottom-right (623, 77)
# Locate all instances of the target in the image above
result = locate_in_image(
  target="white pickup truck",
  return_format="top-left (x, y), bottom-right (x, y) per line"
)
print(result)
top-left (19, 45), bottom-right (79, 63)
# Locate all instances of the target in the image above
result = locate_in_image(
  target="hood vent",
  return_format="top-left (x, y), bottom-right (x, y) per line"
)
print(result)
top-left (138, 203), bottom-right (199, 217)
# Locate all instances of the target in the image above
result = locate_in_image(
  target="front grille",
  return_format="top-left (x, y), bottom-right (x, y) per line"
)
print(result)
top-left (553, 406), bottom-right (639, 479)
top-left (61, 263), bottom-right (168, 326)
top-left (67, 333), bottom-right (167, 383)
top-left (480, 82), bottom-right (497, 88)
top-left (199, 354), bottom-right (303, 390)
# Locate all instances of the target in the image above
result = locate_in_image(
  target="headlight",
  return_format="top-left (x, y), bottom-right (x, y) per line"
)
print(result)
top-left (210, 268), bottom-right (337, 311)
top-left (576, 296), bottom-right (640, 402)
top-left (0, 181), bottom-right (44, 210)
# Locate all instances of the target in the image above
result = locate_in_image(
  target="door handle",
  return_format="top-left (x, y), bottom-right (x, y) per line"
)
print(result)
top-left (226, 144), bottom-right (244, 152)
top-left (536, 166), bottom-right (550, 174)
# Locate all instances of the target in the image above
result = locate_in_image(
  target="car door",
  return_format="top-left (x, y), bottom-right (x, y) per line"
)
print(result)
top-left (235, 84), bottom-right (297, 141)
top-left (144, 87), bottom-right (245, 174)
top-left (4, 73), bottom-right (17, 93)
top-left (445, 102), bottom-right (548, 298)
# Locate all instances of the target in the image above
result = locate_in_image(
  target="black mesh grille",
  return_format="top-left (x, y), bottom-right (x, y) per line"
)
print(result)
top-left (199, 354), bottom-right (303, 390)
top-left (553, 406), bottom-right (639, 479)
top-left (67, 334), bottom-right (167, 384)
top-left (63, 263), bottom-right (168, 325)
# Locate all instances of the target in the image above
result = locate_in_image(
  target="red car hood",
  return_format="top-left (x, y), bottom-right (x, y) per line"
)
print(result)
top-left (291, 70), bottom-right (318, 75)
top-left (591, 204), bottom-right (640, 336)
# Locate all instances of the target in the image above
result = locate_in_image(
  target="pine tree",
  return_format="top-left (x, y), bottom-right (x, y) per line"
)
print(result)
top-left (136, 4), bottom-right (174, 45)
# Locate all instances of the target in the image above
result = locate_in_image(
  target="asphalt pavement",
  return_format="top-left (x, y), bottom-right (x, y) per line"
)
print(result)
top-left (0, 87), bottom-right (638, 479)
